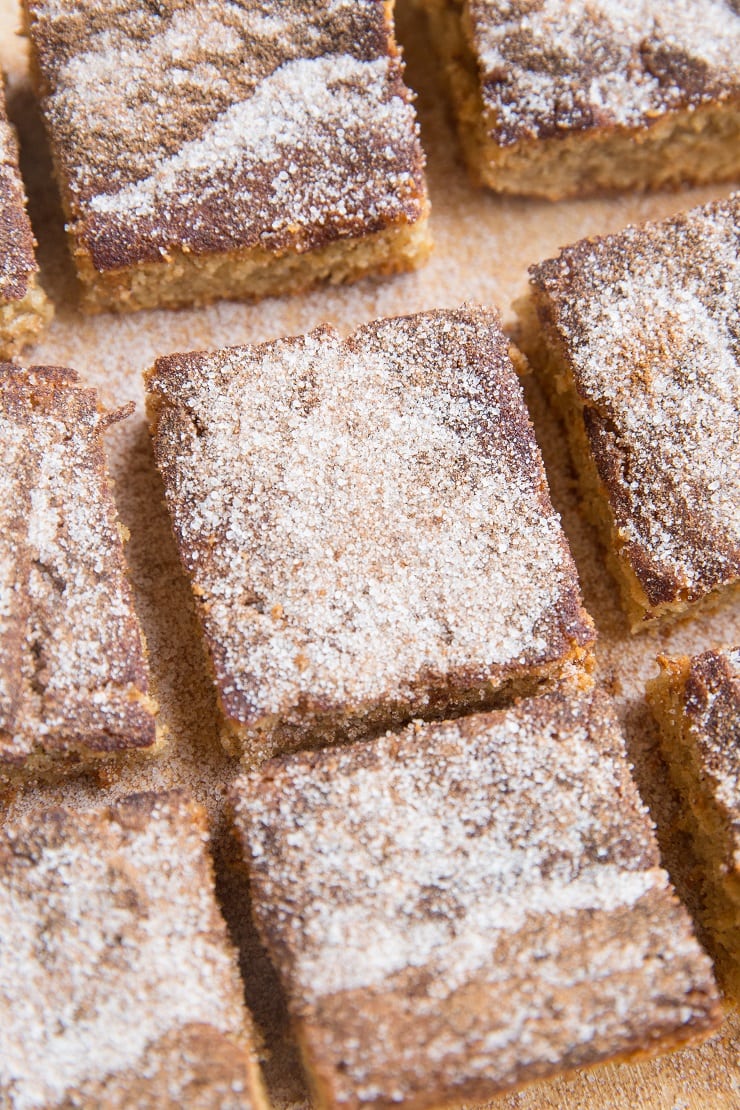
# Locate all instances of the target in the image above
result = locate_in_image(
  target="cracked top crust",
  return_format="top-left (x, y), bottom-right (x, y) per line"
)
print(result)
top-left (459, 0), bottom-right (740, 145)
top-left (24, 0), bottom-right (428, 272)
top-left (0, 77), bottom-right (38, 302)
top-left (528, 194), bottom-right (740, 612)
top-left (146, 307), bottom-right (593, 745)
top-left (232, 691), bottom-right (721, 1108)
top-left (0, 364), bottom-right (156, 772)
top-left (0, 791), bottom-right (261, 1110)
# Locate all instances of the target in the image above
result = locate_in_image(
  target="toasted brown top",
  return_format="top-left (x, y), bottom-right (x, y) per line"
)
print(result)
top-left (146, 308), bottom-right (593, 738)
top-left (458, 0), bottom-right (740, 145)
top-left (0, 76), bottom-right (38, 301)
top-left (529, 194), bottom-right (740, 611)
top-left (232, 691), bottom-right (720, 1108)
top-left (0, 791), bottom-right (259, 1109)
top-left (24, 0), bottom-right (428, 273)
top-left (679, 646), bottom-right (740, 868)
top-left (0, 364), bottom-right (156, 770)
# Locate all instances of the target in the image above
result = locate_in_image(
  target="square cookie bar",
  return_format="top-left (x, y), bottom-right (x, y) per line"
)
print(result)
top-left (0, 791), bottom-right (268, 1109)
top-left (232, 691), bottom-right (722, 1110)
top-left (516, 195), bottom-right (740, 630)
top-left (23, 0), bottom-right (430, 312)
top-left (0, 364), bottom-right (157, 783)
top-left (146, 307), bottom-right (594, 760)
top-left (0, 75), bottom-right (51, 354)
top-left (421, 0), bottom-right (740, 199)
top-left (648, 647), bottom-right (740, 1000)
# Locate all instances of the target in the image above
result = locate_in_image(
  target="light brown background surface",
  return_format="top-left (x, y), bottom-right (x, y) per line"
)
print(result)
top-left (1, 0), bottom-right (738, 1105)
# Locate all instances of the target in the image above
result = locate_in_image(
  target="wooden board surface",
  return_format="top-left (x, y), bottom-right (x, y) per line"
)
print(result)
top-left (0, 0), bottom-right (738, 1105)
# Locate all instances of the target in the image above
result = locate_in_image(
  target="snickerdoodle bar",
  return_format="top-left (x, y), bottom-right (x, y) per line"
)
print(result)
top-left (0, 791), bottom-right (268, 1108)
top-left (0, 364), bottom-right (157, 782)
top-left (146, 307), bottom-right (594, 760)
top-left (232, 691), bottom-right (721, 1109)
top-left (23, 0), bottom-right (430, 311)
top-left (517, 195), bottom-right (739, 629)
top-left (422, 0), bottom-right (740, 199)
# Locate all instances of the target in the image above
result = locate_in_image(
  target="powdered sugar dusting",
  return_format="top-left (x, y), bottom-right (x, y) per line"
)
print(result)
top-left (147, 308), bottom-right (592, 747)
top-left (0, 366), bottom-right (155, 770)
top-left (0, 792), bottom-right (251, 1109)
top-left (233, 692), bottom-right (719, 1101)
top-left (468, 0), bottom-right (740, 144)
top-left (26, 0), bottom-right (427, 270)
top-left (530, 195), bottom-right (740, 608)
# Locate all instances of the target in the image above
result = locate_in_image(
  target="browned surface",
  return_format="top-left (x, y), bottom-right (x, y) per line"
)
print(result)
top-left (0, 0), bottom-right (739, 1106)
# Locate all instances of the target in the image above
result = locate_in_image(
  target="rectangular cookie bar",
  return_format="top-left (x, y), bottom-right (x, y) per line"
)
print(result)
top-left (648, 647), bottom-right (740, 1000)
top-left (146, 307), bottom-right (594, 760)
top-left (0, 364), bottom-right (157, 783)
top-left (23, 0), bottom-right (430, 312)
top-left (0, 790), bottom-right (268, 1109)
top-left (232, 690), bottom-right (722, 1110)
top-left (421, 0), bottom-right (740, 199)
top-left (0, 75), bottom-right (51, 354)
top-left (516, 195), bottom-right (740, 629)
